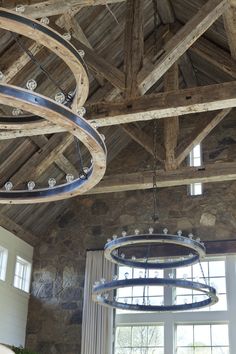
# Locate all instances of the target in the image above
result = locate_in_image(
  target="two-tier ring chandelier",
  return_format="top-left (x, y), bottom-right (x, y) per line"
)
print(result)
top-left (92, 115), bottom-right (218, 312)
top-left (92, 229), bottom-right (218, 312)
top-left (0, 7), bottom-right (107, 204)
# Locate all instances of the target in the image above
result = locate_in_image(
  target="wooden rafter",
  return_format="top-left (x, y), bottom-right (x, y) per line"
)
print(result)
top-left (1, 80), bottom-right (236, 137)
top-left (124, 0), bottom-right (143, 98)
top-left (190, 36), bottom-right (236, 80)
top-left (87, 161), bottom-right (236, 194)
top-left (84, 80), bottom-right (236, 126)
top-left (137, 0), bottom-right (228, 94)
top-left (155, 0), bottom-right (175, 24)
top-left (163, 33), bottom-right (179, 171)
top-left (11, 0), bottom-right (126, 18)
top-left (223, 0), bottom-right (236, 59)
top-left (30, 136), bottom-right (78, 176)
top-left (175, 109), bottom-right (231, 167)
top-left (179, 53), bottom-right (198, 88)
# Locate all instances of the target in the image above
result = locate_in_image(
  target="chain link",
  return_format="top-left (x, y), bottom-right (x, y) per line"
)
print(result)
top-left (152, 119), bottom-right (159, 222)
top-left (199, 260), bottom-right (208, 285)
top-left (11, 32), bottom-right (72, 101)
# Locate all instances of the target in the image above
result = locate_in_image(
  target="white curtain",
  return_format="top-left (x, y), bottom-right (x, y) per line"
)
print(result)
top-left (81, 250), bottom-right (114, 354)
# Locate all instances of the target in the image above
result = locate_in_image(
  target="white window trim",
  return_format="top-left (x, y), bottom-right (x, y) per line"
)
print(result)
top-left (0, 246), bottom-right (8, 281)
top-left (13, 255), bottom-right (32, 293)
top-left (189, 143), bottom-right (203, 196)
top-left (115, 255), bottom-right (236, 354)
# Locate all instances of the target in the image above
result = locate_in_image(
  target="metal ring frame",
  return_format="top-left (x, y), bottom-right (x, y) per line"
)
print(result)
top-left (105, 234), bottom-right (206, 269)
top-left (92, 278), bottom-right (218, 312)
top-left (0, 8), bottom-right (89, 128)
top-left (0, 84), bottom-right (107, 204)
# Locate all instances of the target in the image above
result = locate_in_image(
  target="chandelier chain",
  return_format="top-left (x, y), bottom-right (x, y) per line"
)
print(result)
top-left (152, 119), bottom-right (159, 222)
top-left (11, 32), bottom-right (70, 100)
top-left (199, 260), bottom-right (208, 285)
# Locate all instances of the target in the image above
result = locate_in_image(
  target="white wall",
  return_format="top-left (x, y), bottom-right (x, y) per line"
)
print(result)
top-left (0, 227), bottom-right (33, 347)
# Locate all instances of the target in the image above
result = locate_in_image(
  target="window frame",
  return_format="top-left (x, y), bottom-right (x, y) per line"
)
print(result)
top-left (13, 255), bottom-right (32, 293)
top-left (189, 143), bottom-right (203, 196)
top-left (0, 245), bottom-right (8, 281)
top-left (115, 255), bottom-right (236, 354)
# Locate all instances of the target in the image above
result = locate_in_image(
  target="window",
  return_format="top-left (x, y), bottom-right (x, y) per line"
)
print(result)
top-left (189, 144), bottom-right (203, 196)
top-left (115, 325), bottom-right (164, 354)
top-left (176, 324), bottom-right (229, 353)
top-left (0, 246), bottom-right (8, 281)
top-left (14, 256), bottom-right (31, 292)
top-left (175, 260), bottom-right (227, 311)
top-left (115, 256), bottom-right (236, 354)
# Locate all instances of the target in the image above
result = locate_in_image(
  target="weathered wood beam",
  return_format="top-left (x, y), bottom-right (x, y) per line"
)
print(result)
top-left (175, 109), bottom-right (231, 167)
top-left (1, 80), bottom-right (236, 138)
top-left (155, 0), bottom-right (175, 24)
top-left (85, 80), bottom-right (236, 126)
top-left (59, 11), bottom-right (104, 86)
top-left (12, 0), bottom-right (126, 18)
top-left (190, 36), bottom-right (236, 79)
top-left (163, 33), bottom-right (179, 171)
top-left (122, 124), bottom-right (165, 162)
top-left (31, 136), bottom-right (78, 176)
top-left (137, 0), bottom-right (228, 93)
top-left (53, 23), bottom-right (126, 91)
top-left (124, 0), bottom-right (144, 98)
top-left (9, 133), bottom-right (73, 186)
top-left (223, 0), bottom-right (236, 59)
top-left (179, 53), bottom-right (198, 88)
top-left (87, 161), bottom-right (236, 194)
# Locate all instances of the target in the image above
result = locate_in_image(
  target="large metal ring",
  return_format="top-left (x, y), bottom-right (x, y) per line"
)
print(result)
top-left (0, 8), bottom-right (89, 127)
top-left (92, 278), bottom-right (218, 312)
top-left (0, 84), bottom-right (106, 204)
top-left (105, 234), bottom-right (206, 269)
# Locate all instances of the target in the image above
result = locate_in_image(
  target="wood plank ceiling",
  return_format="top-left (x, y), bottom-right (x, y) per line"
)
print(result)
top-left (0, 0), bottom-right (235, 244)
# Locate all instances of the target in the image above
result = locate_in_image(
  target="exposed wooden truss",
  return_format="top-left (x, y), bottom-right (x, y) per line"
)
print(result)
top-left (11, 0), bottom-right (126, 18)
top-left (0, 0), bottom-right (235, 239)
top-left (137, 0), bottom-right (228, 93)
top-left (88, 161), bottom-right (236, 194)
top-left (223, 0), bottom-right (236, 59)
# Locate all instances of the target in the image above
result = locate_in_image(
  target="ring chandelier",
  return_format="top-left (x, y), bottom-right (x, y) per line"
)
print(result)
top-left (92, 229), bottom-right (218, 312)
top-left (0, 7), bottom-right (89, 129)
top-left (0, 8), bottom-right (107, 203)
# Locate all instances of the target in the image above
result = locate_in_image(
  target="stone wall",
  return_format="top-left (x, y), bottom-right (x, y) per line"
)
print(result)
top-left (26, 112), bottom-right (236, 354)
top-left (26, 182), bottom-right (236, 354)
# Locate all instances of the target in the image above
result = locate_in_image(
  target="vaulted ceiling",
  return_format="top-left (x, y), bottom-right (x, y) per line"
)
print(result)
top-left (0, 0), bottom-right (236, 245)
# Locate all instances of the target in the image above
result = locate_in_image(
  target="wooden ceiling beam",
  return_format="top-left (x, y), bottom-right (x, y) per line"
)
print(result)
top-left (223, 0), bottom-right (236, 59)
top-left (57, 11), bottom-right (104, 86)
top-left (1, 80), bottom-right (236, 138)
top-left (123, 0), bottom-right (144, 98)
top-left (11, 0), bottom-right (126, 18)
top-left (30, 136), bottom-right (78, 176)
top-left (85, 80), bottom-right (236, 126)
top-left (190, 36), bottom-right (236, 79)
top-left (163, 33), bottom-right (179, 171)
top-left (179, 53), bottom-right (198, 88)
top-left (175, 108), bottom-right (231, 167)
top-left (137, 0), bottom-right (228, 94)
top-left (155, 0), bottom-right (175, 24)
top-left (53, 23), bottom-right (126, 91)
top-left (87, 161), bottom-right (236, 194)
